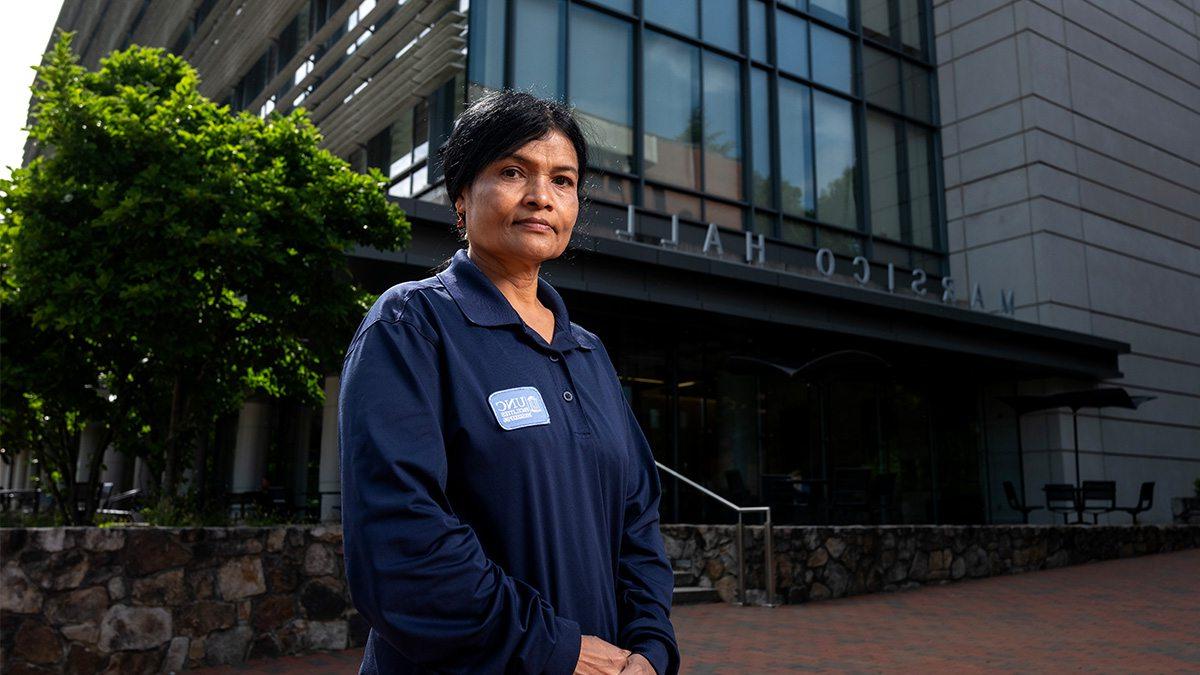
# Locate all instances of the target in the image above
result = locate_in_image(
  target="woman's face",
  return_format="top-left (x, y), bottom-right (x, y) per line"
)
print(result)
top-left (456, 129), bottom-right (580, 267)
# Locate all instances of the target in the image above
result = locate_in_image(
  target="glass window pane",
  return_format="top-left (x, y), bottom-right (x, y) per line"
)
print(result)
top-left (809, 0), bottom-right (849, 27)
top-left (750, 68), bottom-right (774, 206)
top-left (861, 0), bottom-right (891, 44)
top-left (705, 200), bottom-right (743, 231)
top-left (816, 227), bottom-right (864, 257)
top-left (813, 91), bottom-right (857, 228)
top-left (776, 10), bottom-right (808, 77)
top-left (863, 46), bottom-right (901, 111)
top-left (781, 216), bottom-right (813, 246)
top-left (865, 111), bottom-right (901, 241)
top-left (703, 52), bottom-right (743, 200)
top-left (644, 0), bottom-right (699, 37)
top-left (902, 61), bottom-right (931, 122)
top-left (590, 0), bottom-right (632, 12)
top-left (647, 186), bottom-right (701, 221)
top-left (570, 6), bottom-right (634, 173)
top-left (467, 0), bottom-right (505, 90)
top-left (811, 25), bottom-right (852, 93)
top-left (899, 1), bottom-right (925, 58)
top-left (701, 0), bottom-right (739, 52)
top-left (512, 0), bottom-right (561, 100)
top-left (587, 172), bottom-right (634, 204)
top-left (754, 211), bottom-right (776, 236)
top-left (749, 0), bottom-right (768, 62)
top-left (778, 78), bottom-right (814, 218)
top-left (778, 0), bottom-right (806, 10)
top-left (389, 108), bottom-right (415, 177)
top-left (907, 125), bottom-right (935, 249)
top-left (643, 32), bottom-right (701, 190)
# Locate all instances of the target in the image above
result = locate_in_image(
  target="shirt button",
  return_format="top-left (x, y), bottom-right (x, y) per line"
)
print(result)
top-left (549, 354), bottom-right (560, 362)
top-left (562, 391), bottom-right (574, 402)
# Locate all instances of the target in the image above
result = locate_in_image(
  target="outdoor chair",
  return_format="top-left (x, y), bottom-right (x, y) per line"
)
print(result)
top-left (1079, 480), bottom-right (1117, 524)
top-left (1043, 483), bottom-right (1079, 524)
top-left (1003, 480), bottom-right (1042, 524)
top-left (97, 488), bottom-right (144, 523)
top-left (1115, 481), bottom-right (1154, 524)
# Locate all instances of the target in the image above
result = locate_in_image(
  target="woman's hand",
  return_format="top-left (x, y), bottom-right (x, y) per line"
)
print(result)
top-left (573, 635), bottom-right (631, 675)
top-left (618, 653), bottom-right (656, 675)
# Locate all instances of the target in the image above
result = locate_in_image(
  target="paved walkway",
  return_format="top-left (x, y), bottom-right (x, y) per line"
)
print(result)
top-left (193, 548), bottom-right (1200, 673)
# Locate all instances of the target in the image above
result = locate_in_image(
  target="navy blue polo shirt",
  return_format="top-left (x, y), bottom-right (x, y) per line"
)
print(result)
top-left (339, 248), bottom-right (680, 675)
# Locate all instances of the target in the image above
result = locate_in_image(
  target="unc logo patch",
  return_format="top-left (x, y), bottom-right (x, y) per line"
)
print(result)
top-left (488, 386), bottom-right (551, 430)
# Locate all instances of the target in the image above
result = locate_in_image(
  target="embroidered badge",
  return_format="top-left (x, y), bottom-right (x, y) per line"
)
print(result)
top-left (488, 386), bottom-right (551, 430)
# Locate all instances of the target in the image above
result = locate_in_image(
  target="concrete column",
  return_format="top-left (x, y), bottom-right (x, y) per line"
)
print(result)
top-left (132, 457), bottom-right (156, 493)
top-left (100, 446), bottom-right (127, 489)
top-left (7, 450), bottom-right (27, 489)
top-left (76, 423), bottom-right (104, 483)
top-left (231, 400), bottom-right (271, 494)
top-left (292, 406), bottom-right (313, 508)
top-left (317, 376), bottom-right (341, 522)
top-left (16, 451), bottom-right (32, 489)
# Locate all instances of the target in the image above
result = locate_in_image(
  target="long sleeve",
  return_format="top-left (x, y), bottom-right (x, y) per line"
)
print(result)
top-left (339, 316), bottom-right (582, 674)
top-left (615, 399), bottom-right (681, 675)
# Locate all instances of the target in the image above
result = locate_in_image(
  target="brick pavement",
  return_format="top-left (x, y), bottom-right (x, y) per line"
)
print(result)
top-left (191, 548), bottom-right (1200, 673)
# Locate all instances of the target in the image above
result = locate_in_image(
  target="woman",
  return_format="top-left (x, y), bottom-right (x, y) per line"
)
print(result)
top-left (339, 89), bottom-right (680, 675)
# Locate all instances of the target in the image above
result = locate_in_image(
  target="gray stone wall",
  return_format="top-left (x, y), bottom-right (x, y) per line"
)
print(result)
top-left (3, 524), bottom-right (1199, 671)
top-left (0, 526), bottom-right (361, 673)
top-left (935, 0), bottom-right (1200, 524)
top-left (662, 524), bottom-right (1200, 604)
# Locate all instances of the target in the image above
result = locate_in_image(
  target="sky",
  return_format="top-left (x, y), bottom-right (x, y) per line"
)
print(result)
top-left (1, 1), bottom-right (66, 182)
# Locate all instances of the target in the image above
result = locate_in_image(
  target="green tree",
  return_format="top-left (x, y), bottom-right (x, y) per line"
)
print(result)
top-left (0, 31), bottom-right (410, 523)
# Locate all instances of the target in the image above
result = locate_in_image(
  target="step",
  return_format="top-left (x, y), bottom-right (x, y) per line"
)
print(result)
top-left (672, 586), bottom-right (721, 605)
top-left (673, 569), bottom-right (696, 586)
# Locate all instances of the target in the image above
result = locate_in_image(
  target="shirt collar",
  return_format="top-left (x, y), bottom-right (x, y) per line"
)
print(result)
top-left (436, 248), bottom-right (595, 351)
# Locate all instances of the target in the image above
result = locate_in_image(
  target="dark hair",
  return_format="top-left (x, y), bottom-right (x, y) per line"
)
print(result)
top-left (436, 89), bottom-right (590, 243)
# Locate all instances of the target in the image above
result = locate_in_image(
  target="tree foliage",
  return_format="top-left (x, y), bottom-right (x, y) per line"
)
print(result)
top-left (0, 31), bottom-right (410, 522)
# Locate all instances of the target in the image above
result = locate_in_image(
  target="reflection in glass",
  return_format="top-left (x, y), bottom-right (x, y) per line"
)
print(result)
top-left (703, 52), bottom-right (743, 200)
top-left (643, 32), bottom-right (701, 190)
top-left (570, 6), bottom-right (634, 173)
top-left (781, 216), bottom-right (813, 246)
top-left (907, 125), bottom-right (934, 249)
top-left (809, 0), bottom-right (849, 26)
top-left (586, 172), bottom-right (634, 205)
top-left (903, 61), bottom-right (931, 122)
top-left (467, 0), bottom-right (505, 91)
top-left (811, 24), bottom-right (853, 93)
top-left (644, 0), bottom-right (699, 37)
top-left (701, 0), bottom-right (739, 52)
top-left (705, 199), bottom-right (743, 231)
top-left (750, 68), bottom-right (774, 207)
top-left (899, 0), bottom-right (924, 57)
top-left (388, 108), bottom-right (415, 178)
top-left (861, 0), bottom-right (890, 43)
top-left (647, 185), bottom-right (701, 220)
top-left (863, 46), bottom-right (901, 111)
top-left (512, 0), bottom-right (562, 100)
top-left (778, 78), bottom-right (814, 218)
top-left (865, 111), bottom-right (901, 241)
top-left (814, 91), bottom-right (858, 228)
top-left (816, 227), bottom-right (863, 256)
top-left (776, 10), bottom-right (808, 77)
top-left (749, 0), bottom-right (768, 62)
top-left (589, 0), bottom-right (632, 12)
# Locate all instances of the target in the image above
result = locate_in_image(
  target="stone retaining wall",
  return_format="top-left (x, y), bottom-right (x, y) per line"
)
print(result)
top-left (1, 526), bottom-right (360, 673)
top-left (661, 524), bottom-right (1200, 605)
top-left (3, 524), bottom-right (1198, 671)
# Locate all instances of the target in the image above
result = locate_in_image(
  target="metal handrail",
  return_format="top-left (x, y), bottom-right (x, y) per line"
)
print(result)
top-left (656, 462), bottom-right (776, 607)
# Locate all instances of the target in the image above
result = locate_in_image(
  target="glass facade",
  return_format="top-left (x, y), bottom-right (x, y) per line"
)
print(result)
top-left (560, 291), bottom-right (992, 526)
top-left (468, 0), bottom-right (944, 260)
